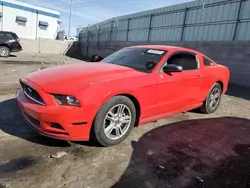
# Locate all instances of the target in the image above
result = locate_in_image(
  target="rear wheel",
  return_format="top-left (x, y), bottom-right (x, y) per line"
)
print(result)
top-left (200, 83), bottom-right (222, 114)
top-left (0, 46), bottom-right (10, 57)
top-left (92, 96), bottom-right (136, 146)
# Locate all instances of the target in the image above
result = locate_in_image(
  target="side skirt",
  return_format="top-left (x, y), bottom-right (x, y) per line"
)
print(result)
top-left (139, 102), bottom-right (203, 125)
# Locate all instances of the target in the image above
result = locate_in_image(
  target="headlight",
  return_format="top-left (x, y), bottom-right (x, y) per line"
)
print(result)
top-left (52, 94), bottom-right (80, 107)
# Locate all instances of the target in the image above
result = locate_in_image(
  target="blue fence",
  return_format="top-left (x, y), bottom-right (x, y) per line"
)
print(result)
top-left (79, 0), bottom-right (250, 45)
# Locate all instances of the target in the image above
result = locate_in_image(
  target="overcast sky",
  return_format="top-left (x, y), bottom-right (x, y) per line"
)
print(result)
top-left (18, 0), bottom-right (192, 36)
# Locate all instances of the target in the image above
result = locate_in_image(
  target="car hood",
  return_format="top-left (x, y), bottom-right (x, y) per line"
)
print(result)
top-left (24, 62), bottom-right (142, 93)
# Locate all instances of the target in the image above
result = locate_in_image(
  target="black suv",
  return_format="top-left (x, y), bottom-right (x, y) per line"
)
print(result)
top-left (0, 31), bottom-right (22, 57)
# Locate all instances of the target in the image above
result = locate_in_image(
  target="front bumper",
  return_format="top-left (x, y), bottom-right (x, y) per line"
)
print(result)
top-left (16, 86), bottom-right (93, 141)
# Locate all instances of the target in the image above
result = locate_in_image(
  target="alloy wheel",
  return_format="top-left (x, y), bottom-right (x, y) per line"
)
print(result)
top-left (0, 47), bottom-right (9, 57)
top-left (103, 104), bottom-right (132, 140)
top-left (209, 87), bottom-right (221, 110)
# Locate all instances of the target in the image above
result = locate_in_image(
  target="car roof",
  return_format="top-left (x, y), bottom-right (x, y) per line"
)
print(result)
top-left (127, 45), bottom-right (199, 54)
top-left (0, 31), bottom-right (14, 33)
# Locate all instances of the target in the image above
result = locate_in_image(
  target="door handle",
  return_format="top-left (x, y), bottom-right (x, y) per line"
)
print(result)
top-left (196, 75), bottom-right (201, 78)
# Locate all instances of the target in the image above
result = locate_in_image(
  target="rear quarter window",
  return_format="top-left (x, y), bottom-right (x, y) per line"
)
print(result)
top-left (11, 33), bottom-right (18, 39)
top-left (203, 56), bottom-right (213, 66)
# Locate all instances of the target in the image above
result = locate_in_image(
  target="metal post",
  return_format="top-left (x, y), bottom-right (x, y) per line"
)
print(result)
top-left (1, 3), bottom-right (3, 31)
top-left (147, 14), bottom-right (153, 42)
top-left (232, 0), bottom-right (243, 40)
top-left (125, 18), bottom-right (130, 41)
top-left (97, 27), bottom-right (100, 49)
top-left (35, 11), bottom-right (38, 39)
top-left (110, 21), bottom-right (113, 42)
top-left (68, 0), bottom-right (72, 38)
top-left (110, 21), bottom-right (114, 48)
top-left (180, 8), bottom-right (188, 41)
top-left (86, 29), bottom-right (89, 57)
top-left (38, 37), bottom-right (41, 53)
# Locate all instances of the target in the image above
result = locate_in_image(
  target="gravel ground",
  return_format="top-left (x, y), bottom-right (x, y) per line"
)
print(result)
top-left (0, 53), bottom-right (250, 188)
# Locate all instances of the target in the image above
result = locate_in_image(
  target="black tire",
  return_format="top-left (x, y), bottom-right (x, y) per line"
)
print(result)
top-left (200, 83), bottom-right (222, 114)
top-left (0, 46), bottom-right (10, 57)
top-left (92, 96), bottom-right (136, 146)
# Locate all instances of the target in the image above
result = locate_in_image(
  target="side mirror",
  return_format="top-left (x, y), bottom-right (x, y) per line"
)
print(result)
top-left (163, 64), bottom-right (183, 73)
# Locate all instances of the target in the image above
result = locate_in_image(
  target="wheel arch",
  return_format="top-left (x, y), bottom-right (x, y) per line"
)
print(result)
top-left (200, 81), bottom-right (223, 114)
top-left (89, 92), bottom-right (142, 145)
top-left (97, 91), bottom-right (142, 127)
top-left (0, 44), bottom-right (11, 50)
top-left (216, 80), bottom-right (223, 90)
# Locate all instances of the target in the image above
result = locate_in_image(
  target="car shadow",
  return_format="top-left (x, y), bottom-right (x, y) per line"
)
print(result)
top-left (112, 116), bottom-right (250, 188)
top-left (226, 83), bottom-right (250, 100)
top-left (9, 54), bottom-right (17, 57)
top-left (0, 98), bottom-right (70, 147)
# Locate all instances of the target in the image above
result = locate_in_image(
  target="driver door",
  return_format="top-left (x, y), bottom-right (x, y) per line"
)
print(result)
top-left (157, 52), bottom-right (203, 114)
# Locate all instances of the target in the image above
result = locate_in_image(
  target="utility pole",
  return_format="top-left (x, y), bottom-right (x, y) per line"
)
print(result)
top-left (68, 0), bottom-right (73, 38)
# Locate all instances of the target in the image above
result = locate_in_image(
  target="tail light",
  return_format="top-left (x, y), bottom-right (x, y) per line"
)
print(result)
top-left (16, 37), bottom-right (20, 43)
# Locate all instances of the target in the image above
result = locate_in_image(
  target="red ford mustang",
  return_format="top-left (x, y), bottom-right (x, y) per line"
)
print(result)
top-left (16, 45), bottom-right (230, 146)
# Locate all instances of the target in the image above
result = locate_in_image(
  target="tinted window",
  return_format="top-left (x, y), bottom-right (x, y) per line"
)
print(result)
top-left (102, 48), bottom-right (166, 72)
top-left (203, 56), bottom-right (213, 66)
top-left (167, 53), bottom-right (198, 70)
top-left (5, 33), bottom-right (13, 39)
top-left (0, 32), bottom-right (13, 39)
top-left (10, 33), bottom-right (18, 39)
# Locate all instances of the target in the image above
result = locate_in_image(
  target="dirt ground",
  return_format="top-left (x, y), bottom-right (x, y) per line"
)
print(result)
top-left (0, 53), bottom-right (250, 188)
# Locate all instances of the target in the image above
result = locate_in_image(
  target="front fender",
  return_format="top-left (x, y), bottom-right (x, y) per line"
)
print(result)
top-left (100, 89), bottom-right (141, 107)
top-left (79, 82), bottom-right (141, 119)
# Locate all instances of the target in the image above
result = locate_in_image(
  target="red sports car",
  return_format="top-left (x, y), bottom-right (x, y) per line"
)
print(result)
top-left (16, 45), bottom-right (230, 146)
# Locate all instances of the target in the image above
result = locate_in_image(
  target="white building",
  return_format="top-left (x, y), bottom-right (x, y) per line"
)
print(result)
top-left (0, 0), bottom-right (61, 39)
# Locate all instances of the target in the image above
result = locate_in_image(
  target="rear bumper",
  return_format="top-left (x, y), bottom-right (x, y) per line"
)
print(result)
top-left (11, 48), bottom-right (22, 52)
top-left (10, 43), bottom-right (22, 52)
top-left (16, 86), bottom-right (93, 141)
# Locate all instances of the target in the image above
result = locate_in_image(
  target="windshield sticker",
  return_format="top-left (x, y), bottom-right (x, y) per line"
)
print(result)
top-left (146, 49), bottom-right (165, 55)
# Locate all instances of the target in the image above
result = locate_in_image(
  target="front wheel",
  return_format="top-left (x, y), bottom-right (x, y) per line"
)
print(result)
top-left (92, 96), bottom-right (136, 146)
top-left (200, 83), bottom-right (222, 114)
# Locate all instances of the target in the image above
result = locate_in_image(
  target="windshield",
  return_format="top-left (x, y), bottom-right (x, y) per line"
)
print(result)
top-left (102, 48), bottom-right (167, 72)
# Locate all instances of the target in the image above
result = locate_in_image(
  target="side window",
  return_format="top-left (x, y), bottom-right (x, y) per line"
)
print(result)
top-left (0, 33), bottom-right (6, 39)
top-left (5, 33), bottom-right (13, 39)
top-left (203, 56), bottom-right (213, 66)
top-left (167, 53), bottom-right (198, 70)
top-left (0, 33), bottom-right (12, 39)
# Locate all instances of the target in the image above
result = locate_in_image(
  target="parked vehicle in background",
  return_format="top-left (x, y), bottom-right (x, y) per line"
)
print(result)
top-left (0, 31), bottom-right (22, 57)
top-left (91, 55), bottom-right (103, 62)
top-left (16, 45), bottom-right (230, 146)
top-left (64, 36), bottom-right (77, 41)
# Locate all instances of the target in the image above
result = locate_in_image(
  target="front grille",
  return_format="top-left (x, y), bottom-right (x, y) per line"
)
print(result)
top-left (20, 81), bottom-right (45, 105)
top-left (24, 112), bottom-right (40, 128)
